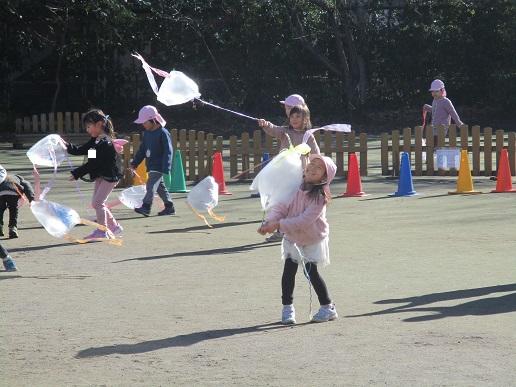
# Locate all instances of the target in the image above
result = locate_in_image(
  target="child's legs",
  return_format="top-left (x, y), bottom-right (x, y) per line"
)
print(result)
top-left (156, 177), bottom-right (173, 206)
top-left (305, 262), bottom-right (332, 305)
top-left (5, 196), bottom-right (19, 228)
top-left (142, 171), bottom-right (163, 205)
top-left (91, 179), bottom-right (118, 229)
top-left (0, 242), bottom-right (8, 259)
top-left (0, 197), bottom-right (7, 225)
top-left (281, 258), bottom-right (298, 305)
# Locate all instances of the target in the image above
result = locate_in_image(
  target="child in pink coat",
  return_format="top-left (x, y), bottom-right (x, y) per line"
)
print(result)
top-left (258, 154), bottom-right (338, 324)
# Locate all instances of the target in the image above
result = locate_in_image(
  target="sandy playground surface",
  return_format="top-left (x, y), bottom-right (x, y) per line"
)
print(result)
top-left (0, 144), bottom-right (515, 386)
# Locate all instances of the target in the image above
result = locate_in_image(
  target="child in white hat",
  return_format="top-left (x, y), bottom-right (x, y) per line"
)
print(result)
top-left (423, 79), bottom-right (464, 145)
top-left (131, 105), bottom-right (175, 216)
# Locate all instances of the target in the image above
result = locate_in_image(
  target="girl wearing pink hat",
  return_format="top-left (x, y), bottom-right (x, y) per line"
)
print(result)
top-left (258, 103), bottom-right (321, 243)
top-left (258, 154), bottom-right (338, 324)
top-left (131, 105), bottom-right (175, 216)
top-left (423, 79), bottom-right (464, 144)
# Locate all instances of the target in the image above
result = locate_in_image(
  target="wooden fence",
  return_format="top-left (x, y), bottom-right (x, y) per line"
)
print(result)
top-left (13, 112), bottom-right (89, 148)
top-left (381, 125), bottom-right (516, 176)
top-left (120, 129), bottom-right (368, 187)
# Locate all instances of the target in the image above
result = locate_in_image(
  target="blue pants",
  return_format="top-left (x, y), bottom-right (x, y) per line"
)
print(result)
top-left (142, 171), bottom-right (173, 207)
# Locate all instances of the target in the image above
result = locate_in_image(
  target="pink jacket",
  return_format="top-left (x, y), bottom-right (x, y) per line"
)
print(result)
top-left (263, 124), bottom-right (320, 154)
top-left (266, 187), bottom-right (328, 246)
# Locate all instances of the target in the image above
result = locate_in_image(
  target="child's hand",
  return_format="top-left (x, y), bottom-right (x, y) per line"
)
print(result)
top-left (261, 221), bottom-right (279, 234)
top-left (258, 119), bottom-right (271, 128)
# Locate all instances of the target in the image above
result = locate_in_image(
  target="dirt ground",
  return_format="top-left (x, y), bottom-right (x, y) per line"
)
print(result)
top-left (1, 144), bottom-right (515, 386)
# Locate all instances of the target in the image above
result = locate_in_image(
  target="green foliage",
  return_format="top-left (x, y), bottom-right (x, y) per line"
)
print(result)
top-left (1, 0), bottom-right (514, 129)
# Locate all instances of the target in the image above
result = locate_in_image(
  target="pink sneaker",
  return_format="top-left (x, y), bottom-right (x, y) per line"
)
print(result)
top-left (83, 229), bottom-right (111, 240)
top-left (110, 224), bottom-right (124, 237)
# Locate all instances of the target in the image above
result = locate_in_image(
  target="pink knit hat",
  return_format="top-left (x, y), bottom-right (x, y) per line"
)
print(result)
top-left (309, 154), bottom-right (337, 197)
top-left (134, 105), bottom-right (166, 127)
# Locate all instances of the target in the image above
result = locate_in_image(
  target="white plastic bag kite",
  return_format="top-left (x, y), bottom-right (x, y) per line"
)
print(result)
top-left (251, 124), bottom-right (352, 211)
top-left (30, 199), bottom-right (121, 245)
top-left (114, 184), bottom-right (165, 210)
top-left (118, 185), bottom-right (146, 209)
top-left (250, 142), bottom-right (311, 211)
top-left (132, 53), bottom-right (258, 120)
top-left (187, 176), bottom-right (225, 227)
top-left (26, 134), bottom-right (68, 167)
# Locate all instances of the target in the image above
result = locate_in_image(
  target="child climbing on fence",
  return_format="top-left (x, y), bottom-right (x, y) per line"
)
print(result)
top-left (0, 164), bottom-right (35, 238)
top-left (65, 109), bottom-right (124, 240)
top-left (131, 105), bottom-right (175, 217)
top-left (258, 154), bottom-right (338, 324)
top-left (423, 79), bottom-right (464, 146)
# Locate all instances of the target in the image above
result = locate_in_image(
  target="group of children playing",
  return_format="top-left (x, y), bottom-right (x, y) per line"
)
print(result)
top-left (2, 79), bottom-right (463, 325)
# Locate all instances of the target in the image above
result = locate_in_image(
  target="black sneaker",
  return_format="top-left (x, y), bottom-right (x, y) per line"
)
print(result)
top-left (134, 204), bottom-right (151, 217)
top-left (157, 205), bottom-right (175, 216)
top-left (8, 227), bottom-right (18, 239)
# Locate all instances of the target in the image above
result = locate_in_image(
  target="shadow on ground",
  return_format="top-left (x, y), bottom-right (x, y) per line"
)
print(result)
top-left (346, 283), bottom-right (516, 322)
top-left (76, 322), bottom-right (311, 358)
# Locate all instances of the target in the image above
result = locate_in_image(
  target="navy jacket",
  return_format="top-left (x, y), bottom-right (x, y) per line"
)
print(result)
top-left (131, 127), bottom-right (173, 174)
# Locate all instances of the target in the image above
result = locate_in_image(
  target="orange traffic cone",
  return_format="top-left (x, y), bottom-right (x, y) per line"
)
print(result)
top-left (341, 152), bottom-right (367, 197)
top-left (212, 151), bottom-right (232, 195)
top-left (449, 149), bottom-right (482, 195)
top-left (491, 149), bottom-right (516, 193)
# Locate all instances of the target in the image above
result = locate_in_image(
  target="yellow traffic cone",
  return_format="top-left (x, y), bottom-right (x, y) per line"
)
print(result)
top-left (449, 149), bottom-right (482, 195)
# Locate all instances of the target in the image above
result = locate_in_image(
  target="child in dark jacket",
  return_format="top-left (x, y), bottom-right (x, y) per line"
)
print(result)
top-left (0, 164), bottom-right (35, 238)
top-left (131, 105), bottom-right (175, 216)
top-left (65, 109), bottom-right (123, 240)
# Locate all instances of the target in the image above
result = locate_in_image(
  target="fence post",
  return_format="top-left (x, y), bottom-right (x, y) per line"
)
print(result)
top-left (23, 117), bottom-right (30, 133)
top-left (170, 128), bottom-right (178, 150)
top-left (336, 132), bottom-right (344, 176)
top-left (425, 126), bottom-right (434, 175)
top-left (15, 118), bottom-right (22, 134)
top-left (188, 130), bottom-right (196, 181)
top-left (437, 126), bottom-right (446, 176)
top-left (216, 136), bottom-right (223, 154)
top-left (73, 112), bottom-right (80, 133)
top-left (414, 126), bottom-right (423, 176)
top-left (495, 129), bottom-right (504, 173)
top-left (229, 135), bottom-right (237, 178)
top-left (392, 130), bottom-right (400, 176)
top-left (324, 131), bottom-right (332, 157)
top-left (64, 112), bottom-right (72, 132)
top-left (206, 133), bottom-right (214, 174)
top-left (381, 132), bottom-right (389, 176)
top-left (241, 132), bottom-right (250, 179)
top-left (459, 125), bottom-right (468, 150)
top-left (359, 132), bottom-right (367, 176)
top-left (32, 115), bottom-right (39, 133)
top-left (484, 127), bottom-right (493, 176)
top-left (179, 129), bottom-right (187, 173)
top-left (57, 112), bottom-right (64, 134)
top-left (253, 130), bottom-right (262, 175)
top-left (197, 131), bottom-right (206, 179)
top-left (49, 112), bottom-right (55, 132)
top-left (472, 126), bottom-right (480, 175)
top-left (509, 131), bottom-right (516, 176)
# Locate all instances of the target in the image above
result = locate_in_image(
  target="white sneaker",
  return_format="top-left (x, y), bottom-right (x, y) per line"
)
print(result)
top-left (311, 304), bottom-right (338, 323)
top-left (281, 304), bottom-right (296, 325)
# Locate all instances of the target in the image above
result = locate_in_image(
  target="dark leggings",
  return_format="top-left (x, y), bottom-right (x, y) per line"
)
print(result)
top-left (281, 258), bottom-right (331, 306)
top-left (0, 196), bottom-right (19, 228)
top-left (0, 242), bottom-right (9, 259)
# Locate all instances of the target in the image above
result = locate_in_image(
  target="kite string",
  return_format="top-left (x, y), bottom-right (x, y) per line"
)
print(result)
top-left (293, 243), bottom-right (314, 320)
top-left (64, 155), bottom-right (94, 216)
top-left (195, 98), bottom-right (258, 121)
